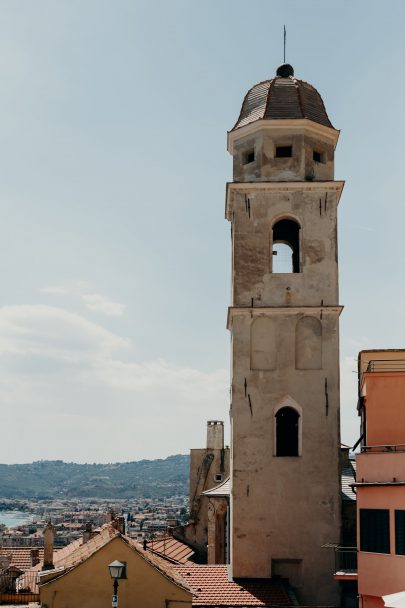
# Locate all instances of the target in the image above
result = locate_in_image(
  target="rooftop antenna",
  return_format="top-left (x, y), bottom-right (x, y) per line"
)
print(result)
top-left (283, 25), bottom-right (286, 63)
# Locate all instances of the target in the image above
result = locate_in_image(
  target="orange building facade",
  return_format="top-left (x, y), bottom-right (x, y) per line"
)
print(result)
top-left (356, 350), bottom-right (405, 608)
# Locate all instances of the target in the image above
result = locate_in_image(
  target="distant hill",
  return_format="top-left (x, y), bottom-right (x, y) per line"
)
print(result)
top-left (0, 455), bottom-right (189, 499)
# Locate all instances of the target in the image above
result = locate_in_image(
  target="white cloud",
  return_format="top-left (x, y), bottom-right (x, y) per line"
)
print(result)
top-left (40, 282), bottom-right (126, 317)
top-left (82, 293), bottom-right (125, 317)
top-left (40, 285), bottom-right (69, 295)
top-left (0, 305), bottom-right (129, 361)
top-left (0, 304), bottom-right (229, 463)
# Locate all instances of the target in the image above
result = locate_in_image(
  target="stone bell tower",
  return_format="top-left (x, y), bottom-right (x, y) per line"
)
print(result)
top-left (226, 64), bottom-right (343, 605)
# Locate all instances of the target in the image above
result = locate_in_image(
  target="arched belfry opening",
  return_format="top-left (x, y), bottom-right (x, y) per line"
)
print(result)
top-left (272, 219), bottom-right (300, 273)
top-left (275, 406), bottom-right (300, 457)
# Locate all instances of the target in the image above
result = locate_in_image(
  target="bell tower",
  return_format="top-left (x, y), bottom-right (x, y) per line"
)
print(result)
top-left (227, 64), bottom-right (343, 604)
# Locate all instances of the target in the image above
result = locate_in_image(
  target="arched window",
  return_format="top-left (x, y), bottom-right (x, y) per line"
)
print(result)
top-left (275, 407), bottom-right (300, 457)
top-left (272, 219), bottom-right (300, 273)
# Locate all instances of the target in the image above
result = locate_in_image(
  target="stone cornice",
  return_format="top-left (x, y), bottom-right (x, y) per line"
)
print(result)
top-left (227, 305), bottom-right (343, 329)
top-left (225, 180), bottom-right (345, 219)
top-left (227, 118), bottom-right (340, 154)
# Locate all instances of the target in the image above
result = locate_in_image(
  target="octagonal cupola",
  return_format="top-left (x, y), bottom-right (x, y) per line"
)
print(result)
top-left (228, 64), bottom-right (339, 182)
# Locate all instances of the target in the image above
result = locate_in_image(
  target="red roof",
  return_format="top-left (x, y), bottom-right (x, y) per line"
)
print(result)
top-left (0, 547), bottom-right (50, 571)
top-left (174, 565), bottom-right (293, 606)
top-left (146, 536), bottom-right (194, 564)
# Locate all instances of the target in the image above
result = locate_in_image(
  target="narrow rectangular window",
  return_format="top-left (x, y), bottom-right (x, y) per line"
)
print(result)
top-left (275, 145), bottom-right (292, 158)
top-left (313, 150), bottom-right (326, 163)
top-left (395, 510), bottom-right (405, 555)
top-left (360, 509), bottom-right (390, 554)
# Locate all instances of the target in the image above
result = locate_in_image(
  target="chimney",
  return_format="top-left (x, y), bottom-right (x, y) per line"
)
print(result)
top-left (340, 445), bottom-right (350, 467)
top-left (0, 553), bottom-right (11, 570)
top-left (30, 548), bottom-right (40, 567)
top-left (117, 516), bottom-right (126, 535)
top-left (42, 521), bottom-right (56, 571)
top-left (106, 509), bottom-right (115, 523)
top-left (111, 516), bottom-right (125, 535)
top-left (83, 522), bottom-right (93, 544)
top-left (207, 420), bottom-right (224, 450)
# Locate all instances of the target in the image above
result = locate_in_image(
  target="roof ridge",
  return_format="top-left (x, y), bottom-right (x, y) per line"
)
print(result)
top-left (263, 78), bottom-right (276, 119)
top-left (230, 79), bottom-right (272, 131)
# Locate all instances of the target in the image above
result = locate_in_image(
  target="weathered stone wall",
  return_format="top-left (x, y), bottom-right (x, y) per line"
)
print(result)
top-left (232, 124), bottom-right (334, 183)
top-left (178, 427), bottom-right (229, 561)
top-left (230, 187), bottom-right (339, 307)
top-left (227, 122), bottom-right (342, 605)
top-left (230, 309), bottom-right (341, 602)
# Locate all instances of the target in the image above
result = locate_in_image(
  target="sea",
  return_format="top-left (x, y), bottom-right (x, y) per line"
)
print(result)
top-left (0, 510), bottom-right (35, 529)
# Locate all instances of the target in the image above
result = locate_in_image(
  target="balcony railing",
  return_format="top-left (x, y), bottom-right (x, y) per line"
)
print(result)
top-left (334, 546), bottom-right (357, 574)
top-left (365, 359), bottom-right (405, 373)
top-left (0, 570), bottom-right (40, 604)
top-left (361, 444), bottom-right (405, 453)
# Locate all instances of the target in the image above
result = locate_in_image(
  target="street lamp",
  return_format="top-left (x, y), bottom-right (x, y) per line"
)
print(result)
top-left (108, 560), bottom-right (125, 608)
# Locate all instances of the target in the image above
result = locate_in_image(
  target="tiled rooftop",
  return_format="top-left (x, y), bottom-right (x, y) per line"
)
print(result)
top-left (52, 526), bottom-right (116, 569)
top-left (0, 548), bottom-right (45, 571)
top-left (146, 536), bottom-right (194, 564)
top-left (174, 565), bottom-right (293, 606)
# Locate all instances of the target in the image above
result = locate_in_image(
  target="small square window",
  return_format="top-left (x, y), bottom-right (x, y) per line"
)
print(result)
top-left (214, 474), bottom-right (223, 483)
top-left (275, 146), bottom-right (292, 158)
top-left (313, 150), bottom-right (325, 163)
top-left (242, 149), bottom-right (255, 165)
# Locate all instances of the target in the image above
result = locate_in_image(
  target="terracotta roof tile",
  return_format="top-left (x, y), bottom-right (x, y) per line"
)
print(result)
top-left (174, 565), bottom-right (293, 606)
top-left (146, 537), bottom-right (194, 564)
top-left (53, 525), bottom-right (118, 569)
top-left (0, 548), bottom-right (45, 571)
top-left (125, 537), bottom-right (191, 591)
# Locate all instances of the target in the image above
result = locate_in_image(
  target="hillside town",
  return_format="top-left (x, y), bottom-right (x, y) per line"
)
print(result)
top-left (0, 494), bottom-right (188, 547)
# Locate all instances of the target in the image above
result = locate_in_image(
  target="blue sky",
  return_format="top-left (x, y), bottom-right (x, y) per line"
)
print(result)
top-left (1, 0), bottom-right (404, 462)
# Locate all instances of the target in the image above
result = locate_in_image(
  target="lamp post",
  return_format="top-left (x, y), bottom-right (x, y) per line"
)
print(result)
top-left (108, 560), bottom-right (125, 608)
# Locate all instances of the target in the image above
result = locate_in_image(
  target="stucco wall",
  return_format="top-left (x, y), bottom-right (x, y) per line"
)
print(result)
top-left (357, 452), bottom-right (405, 482)
top-left (362, 372), bottom-right (405, 446)
top-left (357, 486), bottom-right (405, 598)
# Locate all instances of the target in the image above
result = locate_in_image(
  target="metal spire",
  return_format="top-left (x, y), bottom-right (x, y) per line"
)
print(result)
top-left (283, 25), bottom-right (286, 63)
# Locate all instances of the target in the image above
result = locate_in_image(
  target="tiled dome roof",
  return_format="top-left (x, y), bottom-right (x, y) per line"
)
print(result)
top-left (232, 64), bottom-right (333, 131)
